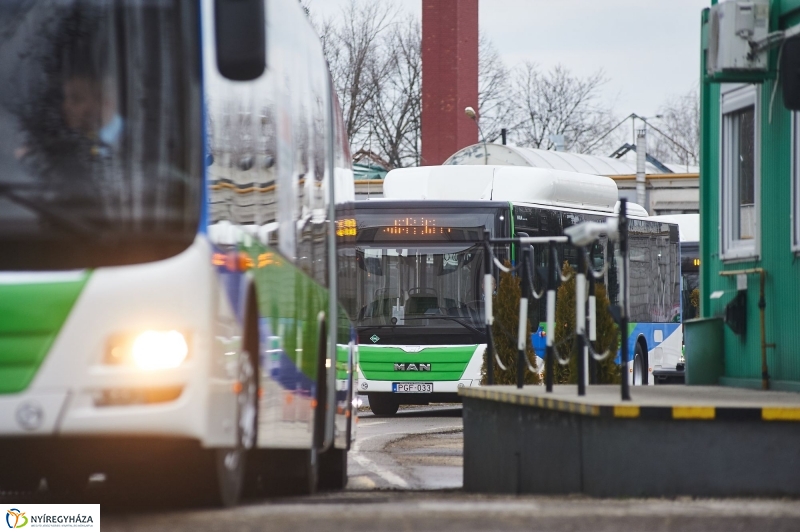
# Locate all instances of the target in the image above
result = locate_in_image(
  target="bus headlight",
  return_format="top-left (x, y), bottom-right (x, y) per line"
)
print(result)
top-left (131, 330), bottom-right (188, 370)
top-left (106, 330), bottom-right (189, 370)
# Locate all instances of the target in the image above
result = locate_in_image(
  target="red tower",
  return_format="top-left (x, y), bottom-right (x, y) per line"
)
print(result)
top-left (421, 0), bottom-right (479, 166)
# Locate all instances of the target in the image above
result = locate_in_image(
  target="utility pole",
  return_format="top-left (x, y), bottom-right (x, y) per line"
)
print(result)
top-left (635, 128), bottom-right (647, 208)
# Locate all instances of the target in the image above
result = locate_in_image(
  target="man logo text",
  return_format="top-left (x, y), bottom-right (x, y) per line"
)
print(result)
top-left (394, 363), bottom-right (431, 371)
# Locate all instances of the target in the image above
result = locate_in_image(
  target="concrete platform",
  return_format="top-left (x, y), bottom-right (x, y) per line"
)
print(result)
top-left (459, 385), bottom-right (800, 497)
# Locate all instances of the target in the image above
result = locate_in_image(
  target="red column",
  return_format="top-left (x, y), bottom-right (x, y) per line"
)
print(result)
top-left (421, 0), bottom-right (479, 166)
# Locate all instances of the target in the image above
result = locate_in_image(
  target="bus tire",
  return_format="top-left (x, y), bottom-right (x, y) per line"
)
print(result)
top-left (201, 349), bottom-right (258, 506)
top-left (314, 316), bottom-right (328, 451)
top-left (368, 393), bottom-right (399, 416)
top-left (633, 342), bottom-right (647, 386)
top-left (318, 447), bottom-right (348, 491)
top-left (241, 293), bottom-right (262, 499)
top-left (253, 449), bottom-right (318, 496)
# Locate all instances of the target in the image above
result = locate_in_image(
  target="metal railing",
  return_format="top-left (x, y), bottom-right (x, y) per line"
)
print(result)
top-left (481, 199), bottom-right (633, 401)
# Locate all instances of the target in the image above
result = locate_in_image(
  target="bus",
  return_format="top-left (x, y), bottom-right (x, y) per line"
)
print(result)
top-left (651, 214), bottom-right (700, 322)
top-left (650, 214), bottom-right (699, 384)
top-left (0, 0), bottom-right (356, 506)
top-left (351, 165), bottom-right (682, 414)
top-left (351, 200), bottom-right (509, 415)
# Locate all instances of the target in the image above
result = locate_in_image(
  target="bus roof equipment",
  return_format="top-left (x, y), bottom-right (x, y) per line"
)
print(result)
top-left (650, 214), bottom-right (699, 243)
top-left (383, 165), bottom-right (620, 212)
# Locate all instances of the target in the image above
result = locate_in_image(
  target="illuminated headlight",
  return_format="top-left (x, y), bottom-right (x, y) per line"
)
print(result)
top-left (106, 330), bottom-right (189, 370)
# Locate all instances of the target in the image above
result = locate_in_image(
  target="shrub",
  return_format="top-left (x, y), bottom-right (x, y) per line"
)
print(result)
top-left (553, 261), bottom-right (620, 385)
top-left (482, 263), bottom-right (541, 385)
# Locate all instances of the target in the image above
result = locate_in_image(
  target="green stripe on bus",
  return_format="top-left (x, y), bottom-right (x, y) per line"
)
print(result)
top-left (359, 345), bottom-right (477, 381)
top-left (0, 273), bottom-right (90, 394)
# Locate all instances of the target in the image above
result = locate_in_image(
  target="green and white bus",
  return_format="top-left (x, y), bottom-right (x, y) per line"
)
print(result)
top-left (0, 0), bottom-right (356, 505)
top-left (352, 165), bottom-right (682, 415)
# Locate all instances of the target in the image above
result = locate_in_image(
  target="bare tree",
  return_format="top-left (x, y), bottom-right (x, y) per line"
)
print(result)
top-left (316, 0), bottom-right (397, 150)
top-left (650, 86), bottom-right (699, 168)
top-left (478, 34), bottom-right (513, 143)
top-left (313, 2), bottom-right (625, 166)
top-left (508, 62), bottom-right (617, 154)
top-left (313, 1), bottom-right (515, 167)
top-left (369, 17), bottom-right (421, 168)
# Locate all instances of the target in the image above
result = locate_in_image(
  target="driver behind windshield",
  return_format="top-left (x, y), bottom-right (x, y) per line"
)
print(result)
top-left (62, 64), bottom-right (123, 158)
top-left (12, 26), bottom-right (124, 224)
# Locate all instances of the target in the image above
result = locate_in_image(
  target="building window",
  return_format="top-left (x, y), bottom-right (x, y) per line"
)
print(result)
top-left (793, 112), bottom-right (800, 253)
top-left (720, 85), bottom-right (759, 260)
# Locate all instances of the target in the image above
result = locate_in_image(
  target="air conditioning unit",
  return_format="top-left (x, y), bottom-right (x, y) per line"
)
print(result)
top-left (707, 0), bottom-right (770, 79)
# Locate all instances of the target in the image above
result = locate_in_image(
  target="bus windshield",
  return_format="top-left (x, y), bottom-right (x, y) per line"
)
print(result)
top-left (352, 203), bottom-right (509, 343)
top-left (356, 244), bottom-right (486, 330)
top-left (0, 0), bottom-right (201, 270)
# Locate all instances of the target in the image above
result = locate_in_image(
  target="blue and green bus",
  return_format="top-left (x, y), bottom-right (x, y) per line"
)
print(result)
top-left (0, 0), bottom-right (355, 506)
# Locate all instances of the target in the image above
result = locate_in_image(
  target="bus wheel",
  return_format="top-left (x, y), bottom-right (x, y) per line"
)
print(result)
top-left (318, 447), bottom-right (348, 491)
top-left (633, 343), bottom-right (645, 386)
top-left (368, 393), bottom-right (399, 416)
top-left (205, 351), bottom-right (258, 506)
top-left (254, 449), bottom-right (318, 496)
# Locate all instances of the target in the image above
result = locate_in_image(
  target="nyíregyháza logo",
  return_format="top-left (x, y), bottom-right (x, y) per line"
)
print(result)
top-left (6, 509), bottom-right (27, 529)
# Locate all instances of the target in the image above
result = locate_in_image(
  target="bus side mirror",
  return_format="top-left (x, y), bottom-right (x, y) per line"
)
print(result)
top-left (781, 36), bottom-right (800, 111)
top-left (214, 0), bottom-right (266, 81)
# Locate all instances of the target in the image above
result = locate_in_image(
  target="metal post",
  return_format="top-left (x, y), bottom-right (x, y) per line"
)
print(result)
top-left (545, 241), bottom-right (556, 392)
top-left (517, 244), bottom-right (530, 389)
top-left (575, 248), bottom-right (587, 396)
top-left (483, 231), bottom-right (494, 386)
top-left (588, 269), bottom-right (598, 385)
top-left (619, 199), bottom-right (631, 401)
top-left (635, 129), bottom-right (647, 208)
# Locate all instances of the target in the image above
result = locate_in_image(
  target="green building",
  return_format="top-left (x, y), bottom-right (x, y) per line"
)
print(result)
top-left (699, 0), bottom-right (800, 390)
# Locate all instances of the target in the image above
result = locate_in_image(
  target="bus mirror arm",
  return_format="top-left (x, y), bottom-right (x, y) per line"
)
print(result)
top-left (564, 218), bottom-right (619, 247)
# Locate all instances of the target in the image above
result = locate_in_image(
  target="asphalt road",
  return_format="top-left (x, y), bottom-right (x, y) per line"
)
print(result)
top-left (99, 405), bottom-right (800, 531)
top-left (348, 405), bottom-right (463, 491)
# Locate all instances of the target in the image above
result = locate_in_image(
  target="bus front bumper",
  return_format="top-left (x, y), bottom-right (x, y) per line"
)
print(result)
top-left (356, 378), bottom-right (481, 394)
top-left (653, 365), bottom-right (686, 385)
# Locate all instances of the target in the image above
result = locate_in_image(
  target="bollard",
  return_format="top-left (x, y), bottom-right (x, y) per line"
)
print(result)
top-left (588, 268), bottom-right (598, 385)
top-left (575, 247), bottom-right (587, 396)
top-left (545, 241), bottom-right (556, 392)
top-left (618, 199), bottom-right (631, 401)
top-left (517, 243), bottom-right (531, 389)
top-left (483, 231), bottom-right (494, 386)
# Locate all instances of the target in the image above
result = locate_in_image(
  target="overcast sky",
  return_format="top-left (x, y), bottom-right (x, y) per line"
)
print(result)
top-left (306, 0), bottom-right (708, 122)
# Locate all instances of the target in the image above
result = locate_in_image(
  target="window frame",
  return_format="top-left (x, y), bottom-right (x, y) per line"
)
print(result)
top-left (792, 112), bottom-right (800, 253)
top-left (719, 84), bottom-right (760, 262)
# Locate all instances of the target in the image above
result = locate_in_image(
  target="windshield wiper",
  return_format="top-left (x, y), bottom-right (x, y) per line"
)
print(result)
top-left (402, 316), bottom-right (484, 335)
top-left (357, 316), bottom-right (484, 336)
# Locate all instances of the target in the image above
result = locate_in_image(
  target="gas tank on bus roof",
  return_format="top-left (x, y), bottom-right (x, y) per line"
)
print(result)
top-left (383, 165), bottom-right (619, 212)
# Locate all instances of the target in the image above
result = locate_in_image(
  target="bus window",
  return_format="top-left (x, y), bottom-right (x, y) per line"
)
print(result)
top-left (0, 0), bottom-right (202, 270)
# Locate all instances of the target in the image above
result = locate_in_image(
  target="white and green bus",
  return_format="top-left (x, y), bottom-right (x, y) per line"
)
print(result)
top-left (0, 0), bottom-right (356, 505)
top-left (352, 165), bottom-right (683, 415)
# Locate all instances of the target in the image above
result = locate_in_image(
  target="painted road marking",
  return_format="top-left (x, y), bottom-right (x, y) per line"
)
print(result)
top-left (672, 406), bottom-right (715, 420)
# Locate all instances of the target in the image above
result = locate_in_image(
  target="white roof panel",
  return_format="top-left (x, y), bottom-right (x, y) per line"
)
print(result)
top-left (383, 165), bottom-right (619, 212)
top-left (650, 214), bottom-right (699, 242)
top-left (444, 143), bottom-right (691, 176)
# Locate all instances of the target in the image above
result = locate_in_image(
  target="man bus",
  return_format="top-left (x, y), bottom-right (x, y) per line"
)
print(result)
top-left (352, 165), bottom-right (682, 415)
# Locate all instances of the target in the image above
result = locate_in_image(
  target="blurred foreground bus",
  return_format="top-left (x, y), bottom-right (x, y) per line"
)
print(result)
top-left (351, 166), bottom-right (682, 416)
top-left (0, 0), bottom-right (355, 506)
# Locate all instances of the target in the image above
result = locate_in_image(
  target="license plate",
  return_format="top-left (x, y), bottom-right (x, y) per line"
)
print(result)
top-left (392, 382), bottom-right (433, 393)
